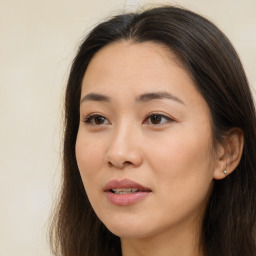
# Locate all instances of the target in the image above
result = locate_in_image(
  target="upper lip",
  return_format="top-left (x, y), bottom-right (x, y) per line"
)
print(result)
top-left (104, 179), bottom-right (151, 192)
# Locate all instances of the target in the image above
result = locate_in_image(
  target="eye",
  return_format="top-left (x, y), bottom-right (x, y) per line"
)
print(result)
top-left (83, 114), bottom-right (110, 125)
top-left (143, 113), bottom-right (174, 125)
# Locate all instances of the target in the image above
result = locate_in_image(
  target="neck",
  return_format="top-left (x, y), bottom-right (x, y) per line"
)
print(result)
top-left (121, 220), bottom-right (204, 256)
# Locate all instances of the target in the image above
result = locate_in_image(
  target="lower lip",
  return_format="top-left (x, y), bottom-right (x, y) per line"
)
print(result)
top-left (105, 191), bottom-right (150, 206)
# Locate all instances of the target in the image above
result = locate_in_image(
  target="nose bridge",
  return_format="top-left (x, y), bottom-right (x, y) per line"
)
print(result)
top-left (105, 118), bottom-right (142, 168)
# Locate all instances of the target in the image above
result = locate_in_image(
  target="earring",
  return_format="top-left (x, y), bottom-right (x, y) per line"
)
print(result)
top-left (224, 169), bottom-right (227, 175)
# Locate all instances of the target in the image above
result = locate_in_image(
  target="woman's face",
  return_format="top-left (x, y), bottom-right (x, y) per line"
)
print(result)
top-left (76, 41), bottom-right (219, 239)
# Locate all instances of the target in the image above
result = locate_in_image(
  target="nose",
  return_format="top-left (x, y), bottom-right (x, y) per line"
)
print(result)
top-left (104, 124), bottom-right (143, 169)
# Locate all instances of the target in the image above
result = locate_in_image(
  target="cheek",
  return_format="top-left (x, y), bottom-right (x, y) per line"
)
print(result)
top-left (75, 132), bottom-right (105, 188)
top-left (147, 125), bottom-right (215, 196)
top-left (75, 133), bottom-right (108, 217)
top-left (149, 130), bottom-right (213, 170)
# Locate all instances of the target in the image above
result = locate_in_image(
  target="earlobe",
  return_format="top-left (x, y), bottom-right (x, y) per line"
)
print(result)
top-left (213, 128), bottom-right (244, 180)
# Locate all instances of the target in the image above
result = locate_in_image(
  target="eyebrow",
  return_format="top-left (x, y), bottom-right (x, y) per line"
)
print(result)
top-left (80, 91), bottom-right (184, 105)
top-left (80, 93), bottom-right (111, 104)
top-left (136, 91), bottom-right (184, 104)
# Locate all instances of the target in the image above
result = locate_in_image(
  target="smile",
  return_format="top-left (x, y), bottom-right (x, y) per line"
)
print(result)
top-left (104, 179), bottom-right (152, 206)
top-left (111, 188), bottom-right (139, 194)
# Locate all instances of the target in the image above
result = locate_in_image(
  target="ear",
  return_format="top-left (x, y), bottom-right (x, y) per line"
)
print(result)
top-left (213, 128), bottom-right (244, 180)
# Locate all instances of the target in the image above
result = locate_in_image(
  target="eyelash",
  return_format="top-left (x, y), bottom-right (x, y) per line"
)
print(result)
top-left (143, 113), bottom-right (174, 125)
top-left (83, 113), bottom-right (110, 125)
top-left (83, 113), bottom-right (174, 126)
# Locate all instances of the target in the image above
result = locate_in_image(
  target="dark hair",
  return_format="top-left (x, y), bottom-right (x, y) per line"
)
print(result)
top-left (50, 6), bottom-right (256, 256)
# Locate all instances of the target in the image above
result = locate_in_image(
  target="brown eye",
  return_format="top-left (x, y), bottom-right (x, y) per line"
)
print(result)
top-left (84, 114), bottom-right (110, 125)
top-left (94, 116), bottom-right (106, 125)
top-left (143, 114), bottom-right (173, 125)
top-left (150, 115), bottom-right (162, 124)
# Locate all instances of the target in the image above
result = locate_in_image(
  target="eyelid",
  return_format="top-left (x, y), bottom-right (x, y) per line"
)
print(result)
top-left (82, 113), bottom-right (111, 125)
top-left (143, 112), bottom-right (175, 125)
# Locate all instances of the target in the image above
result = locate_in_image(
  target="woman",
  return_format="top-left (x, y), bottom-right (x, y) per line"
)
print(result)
top-left (50, 6), bottom-right (256, 256)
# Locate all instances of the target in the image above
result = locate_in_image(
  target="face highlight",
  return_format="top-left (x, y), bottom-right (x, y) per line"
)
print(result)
top-left (75, 41), bottom-right (218, 240)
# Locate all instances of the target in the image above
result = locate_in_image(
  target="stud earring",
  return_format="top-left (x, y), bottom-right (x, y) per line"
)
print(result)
top-left (224, 170), bottom-right (227, 175)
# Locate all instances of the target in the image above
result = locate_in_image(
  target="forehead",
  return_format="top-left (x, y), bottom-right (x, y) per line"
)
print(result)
top-left (81, 41), bottom-right (208, 110)
top-left (82, 41), bottom-right (187, 91)
top-left (84, 41), bottom-right (192, 95)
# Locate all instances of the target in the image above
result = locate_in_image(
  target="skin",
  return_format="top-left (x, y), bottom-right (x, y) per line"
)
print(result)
top-left (75, 41), bottom-right (243, 256)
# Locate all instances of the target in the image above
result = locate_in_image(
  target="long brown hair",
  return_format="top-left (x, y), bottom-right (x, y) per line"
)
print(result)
top-left (50, 6), bottom-right (256, 256)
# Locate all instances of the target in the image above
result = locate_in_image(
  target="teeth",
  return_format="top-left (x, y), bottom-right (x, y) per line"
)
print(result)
top-left (111, 188), bottom-right (139, 194)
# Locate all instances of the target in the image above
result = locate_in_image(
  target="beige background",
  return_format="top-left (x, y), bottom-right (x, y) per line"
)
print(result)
top-left (0, 0), bottom-right (255, 255)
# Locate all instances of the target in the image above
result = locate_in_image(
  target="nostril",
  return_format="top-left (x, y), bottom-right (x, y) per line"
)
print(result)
top-left (123, 161), bottom-right (132, 165)
top-left (107, 160), bottom-right (132, 168)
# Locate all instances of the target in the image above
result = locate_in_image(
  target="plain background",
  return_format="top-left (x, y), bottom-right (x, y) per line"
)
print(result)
top-left (0, 0), bottom-right (255, 255)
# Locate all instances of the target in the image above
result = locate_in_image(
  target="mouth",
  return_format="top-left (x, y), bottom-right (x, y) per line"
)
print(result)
top-left (110, 188), bottom-right (144, 194)
top-left (104, 179), bottom-right (152, 206)
top-left (104, 179), bottom-right (151, 193)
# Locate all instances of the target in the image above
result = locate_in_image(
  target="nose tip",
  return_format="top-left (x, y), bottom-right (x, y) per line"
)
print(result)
top-left (107, 160), bottom-right (133, 169)
top-left (104, 141), bottom-right (143, 169)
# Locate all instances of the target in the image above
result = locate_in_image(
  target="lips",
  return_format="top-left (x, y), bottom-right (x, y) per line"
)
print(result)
top-left (104, 179), bottom-right (152, 206)
top-left (104, 179), bottom-right (151, 192)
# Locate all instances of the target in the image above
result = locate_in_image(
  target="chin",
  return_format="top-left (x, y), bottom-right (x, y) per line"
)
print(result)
top-left (108, 227), bottom-right (150, 239)
top-left (102, 218), bottom-right (157, 239)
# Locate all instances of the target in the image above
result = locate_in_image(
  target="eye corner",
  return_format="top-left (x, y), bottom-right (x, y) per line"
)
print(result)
top-left (82, 113), bottom-right (111, 126)
top-left (143, 113), bottom-right (175, 126)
